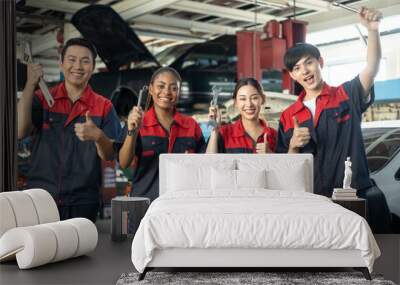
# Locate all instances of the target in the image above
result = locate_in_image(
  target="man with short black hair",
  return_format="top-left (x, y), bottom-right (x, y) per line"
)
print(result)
top-left (60, 37), bottom-right (98, 65)
top-left (276, 7), bottom-right (392, 233)
top-left (18, 37), bottom-right (121, 222)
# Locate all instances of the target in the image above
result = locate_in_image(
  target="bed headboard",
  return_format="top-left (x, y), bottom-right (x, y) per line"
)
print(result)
top-left (159, 154), bottom-right (313, 195)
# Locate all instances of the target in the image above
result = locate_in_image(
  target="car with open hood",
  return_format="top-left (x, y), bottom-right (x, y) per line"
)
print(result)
top-left (71, 5), bottom-right (282, 114)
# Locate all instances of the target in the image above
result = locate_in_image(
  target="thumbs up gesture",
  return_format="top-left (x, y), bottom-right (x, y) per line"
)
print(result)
top-left (256, 133), bottom-right (273, 154)
top-left (74, 111), bottom-right (102, 142)
top-left (289, 117), bottom-right (311, 152)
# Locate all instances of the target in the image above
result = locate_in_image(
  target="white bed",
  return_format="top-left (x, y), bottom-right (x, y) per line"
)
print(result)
top-left (131, 154), bottom-right (380, 280)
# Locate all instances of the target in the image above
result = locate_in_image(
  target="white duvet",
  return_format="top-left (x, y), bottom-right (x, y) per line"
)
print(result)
top-left (131, 190), bottom-right (380, 273)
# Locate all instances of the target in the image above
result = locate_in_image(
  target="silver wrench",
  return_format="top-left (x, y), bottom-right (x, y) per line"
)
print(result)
top-left (331, 2), bottom-right (383, 20)
top-left (137, 85), bottom-right (148, 108)
top-left (24, 42), bottom-right (55, 107)
top-left (207, 85), bottom-right (221, 129)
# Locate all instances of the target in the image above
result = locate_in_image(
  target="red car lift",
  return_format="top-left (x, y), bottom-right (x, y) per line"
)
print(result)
top-left (236, 19), bottom-right (307, 95)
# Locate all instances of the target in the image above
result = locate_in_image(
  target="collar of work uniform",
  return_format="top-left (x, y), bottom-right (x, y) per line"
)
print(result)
top-left (291, 82), bottom-right (334, 127)
top-left (51, 82), bottom-right (95, 127)
top-left (142, 106), bottom-right (190, 129)
top-left (231, 117), bottom-right (270, 138)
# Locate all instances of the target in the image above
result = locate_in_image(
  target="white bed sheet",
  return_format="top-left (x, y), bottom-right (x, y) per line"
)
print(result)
top-left (131, 190), bottom-right (380, 273)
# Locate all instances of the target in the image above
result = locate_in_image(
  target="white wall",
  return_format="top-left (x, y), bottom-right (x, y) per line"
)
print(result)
top-left (308, 29), bottom-right (400, 86)
top-left (307, 13), bottom-right (400, 85)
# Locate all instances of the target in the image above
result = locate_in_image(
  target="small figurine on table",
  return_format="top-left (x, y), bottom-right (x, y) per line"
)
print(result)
top-left (343, 156), bottom-right (353, 190)
top-left (332, 157), bottom-right (357, 199)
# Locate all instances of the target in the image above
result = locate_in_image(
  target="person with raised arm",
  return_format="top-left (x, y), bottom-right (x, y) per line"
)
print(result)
top-left (276, 7), bottom-right (391, 233)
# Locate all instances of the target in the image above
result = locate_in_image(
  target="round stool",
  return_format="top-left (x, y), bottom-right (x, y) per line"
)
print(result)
top-left (111, 197), bottom-right (150, 242)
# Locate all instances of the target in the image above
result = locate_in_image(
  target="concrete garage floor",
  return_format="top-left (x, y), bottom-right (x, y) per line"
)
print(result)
top-left (1, 219), bottom-right (399, 285)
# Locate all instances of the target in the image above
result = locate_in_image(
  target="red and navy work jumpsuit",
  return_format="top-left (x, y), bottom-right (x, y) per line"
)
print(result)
top-left (120, 106), bottom-right (206, 201)
top-left (28, 82), bottom-right (121, 222)
top-left (276, 76), bottom-right (392, 233)
top-left (216, 118), bottom-right (277, 153)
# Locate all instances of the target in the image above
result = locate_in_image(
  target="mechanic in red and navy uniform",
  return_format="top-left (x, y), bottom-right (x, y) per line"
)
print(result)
top-left (17, 38), bottom-right (121, 222)
top-left (276, 7), bottom-right (391, 233)
top-left (118, 67), bottom-right (206, 201)
top-left (206, 77), bottom-right (277, 154)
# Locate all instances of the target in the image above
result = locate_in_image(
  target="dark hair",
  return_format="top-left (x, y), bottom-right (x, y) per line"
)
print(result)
top-left (233, 77), bottom-right (265, 101)
top-left (111, 86), bottom-right (137, 118)
top-left (150, 66), bottom-right (182, 85)
top-left (61, 38), bottom-right (97, 65)
top-left (284, 43), bottom-right (320, 71)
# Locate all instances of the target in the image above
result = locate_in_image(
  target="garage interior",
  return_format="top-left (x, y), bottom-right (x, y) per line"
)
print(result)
top-left (13, 0), bottom-right (400, 118)
top-left (1, 0), bottom-right (400, 284)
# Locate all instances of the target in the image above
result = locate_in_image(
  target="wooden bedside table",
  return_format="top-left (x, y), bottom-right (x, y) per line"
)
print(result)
top-left (331, 198), bottom-right (366, 219)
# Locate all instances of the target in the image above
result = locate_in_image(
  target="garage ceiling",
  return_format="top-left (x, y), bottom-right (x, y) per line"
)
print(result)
top-left (15, 0), bottom-right (400, 78)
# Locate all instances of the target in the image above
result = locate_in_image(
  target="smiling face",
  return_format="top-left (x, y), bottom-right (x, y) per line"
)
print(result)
top-left (289, 55), bottom-right (324, 93)
top-left (149, 71), bottom-right (180, 111)
top-left (60, 45), bottom-right (94, 89)
top-left (234, 84), bottom-right (265, 121)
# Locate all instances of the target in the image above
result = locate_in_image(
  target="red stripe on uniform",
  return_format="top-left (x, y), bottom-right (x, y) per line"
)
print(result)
top-left (36, 82), bottom-right (113, 118)
top-left (325, 86), bottom-right (349, 109)
top-left (313, 86), bottom-right (349, 127)
top-left (280, 106), bottom-right (312, 133)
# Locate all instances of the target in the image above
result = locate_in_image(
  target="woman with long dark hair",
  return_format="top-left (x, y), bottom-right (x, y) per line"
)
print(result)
top-left (206, 77), bottom-right (277, 153)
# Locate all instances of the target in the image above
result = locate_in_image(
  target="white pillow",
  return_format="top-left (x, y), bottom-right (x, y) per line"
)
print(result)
top-left (211, 168), bottom-right (236, 190)
top-left (167, 162), bottom-right (209, 191)
top-left (266, 162), bottom-right (307, 191)
top-left (236, 169), bottom-right (267, 189)
top-left (211, 169), bottom-right (267, 191)
top-left (238, 160), bottom-right (307, 191)
top-left (167, 160), bottom-right (236, 192)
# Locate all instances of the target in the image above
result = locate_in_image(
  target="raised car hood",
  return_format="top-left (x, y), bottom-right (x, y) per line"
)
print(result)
top-left (71, 5), bottom-right (160, 71)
